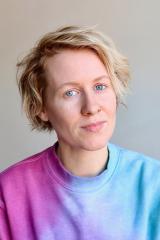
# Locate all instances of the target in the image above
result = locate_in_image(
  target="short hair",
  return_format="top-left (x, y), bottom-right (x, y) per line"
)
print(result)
top-left (17, 25), bottom-right (130, 132)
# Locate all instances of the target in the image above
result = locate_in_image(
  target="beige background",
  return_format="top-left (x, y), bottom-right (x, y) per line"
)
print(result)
top-left (0, 0), bottom-right (160, 171)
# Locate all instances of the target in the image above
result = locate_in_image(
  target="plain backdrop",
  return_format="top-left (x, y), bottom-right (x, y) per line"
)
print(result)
top-left (0, 0), bottom-right (160, 171)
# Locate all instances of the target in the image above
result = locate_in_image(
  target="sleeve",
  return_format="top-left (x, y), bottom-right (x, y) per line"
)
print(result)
top-left (148, 177), bottom-right (160, 240)
top-left (0, 200), bottom-right (12, 240)
top-left (149, 199), bottom-right (160, 240)
top-left (0, 174), bottom-right (12, 240)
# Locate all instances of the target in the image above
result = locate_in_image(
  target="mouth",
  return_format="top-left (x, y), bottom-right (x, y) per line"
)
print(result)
top-left (81, 121), bottom-right (106, 132)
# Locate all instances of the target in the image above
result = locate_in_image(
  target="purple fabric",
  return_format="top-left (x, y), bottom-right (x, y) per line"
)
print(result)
top-left (0, 142), bottom-right (160, 240)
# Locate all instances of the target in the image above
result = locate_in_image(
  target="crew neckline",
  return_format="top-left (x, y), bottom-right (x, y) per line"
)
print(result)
top-left (45, 142), bottom-right (121, 193)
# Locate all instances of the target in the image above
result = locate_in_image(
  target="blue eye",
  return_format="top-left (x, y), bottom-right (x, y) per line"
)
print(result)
top-left (95, 84), bottom-right (106, 91)
top-left (65, 90), bottom-right (78, 97)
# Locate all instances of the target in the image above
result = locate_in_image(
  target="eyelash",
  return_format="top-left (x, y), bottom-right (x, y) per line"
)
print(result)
top-left (95, 84), bottom-right (107, 91)
top-left (64, 84), bottom-right (107, 97)
top-left (65, 90), bottom-right (78, 97)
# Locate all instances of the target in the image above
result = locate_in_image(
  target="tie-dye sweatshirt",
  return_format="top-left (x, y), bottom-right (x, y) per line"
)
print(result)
top-left (0, 142), bottom-right (160, 240)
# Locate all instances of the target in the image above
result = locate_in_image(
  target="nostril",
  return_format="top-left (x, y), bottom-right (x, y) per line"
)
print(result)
top-left (81, 106), bottom-right (102, 116)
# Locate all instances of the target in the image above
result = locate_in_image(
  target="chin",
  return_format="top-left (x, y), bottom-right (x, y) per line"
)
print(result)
top-left (78, 126), bottom-right (114, 151)
top-left (80, 138), bottom-right (109, 151)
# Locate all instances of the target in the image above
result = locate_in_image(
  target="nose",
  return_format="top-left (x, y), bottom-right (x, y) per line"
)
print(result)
top-left (81, 92), bottom-right (101, 116)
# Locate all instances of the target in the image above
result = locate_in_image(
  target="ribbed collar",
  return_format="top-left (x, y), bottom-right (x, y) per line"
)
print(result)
top-left (45, 142), bottom-right (121, 193)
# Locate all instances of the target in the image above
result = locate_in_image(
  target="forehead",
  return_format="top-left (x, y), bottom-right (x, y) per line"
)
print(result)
top-left (44, 49), bottom-right (109, 87)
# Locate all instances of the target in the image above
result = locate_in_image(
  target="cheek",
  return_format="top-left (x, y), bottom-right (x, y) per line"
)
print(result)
top-left (56, 95), bottom-right (80, 109)
top-left (101, 92), bottom-right (117, 115)
top-left (56, 97), bottom-right (81, 118)
top-left (47, 101), bottom-right (79, 128)
top-left (110, 99), bottom-right (117, 115)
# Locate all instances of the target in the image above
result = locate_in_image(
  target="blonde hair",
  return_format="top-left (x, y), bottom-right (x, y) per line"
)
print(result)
top-left (17, 25), bottom-right (130, 132)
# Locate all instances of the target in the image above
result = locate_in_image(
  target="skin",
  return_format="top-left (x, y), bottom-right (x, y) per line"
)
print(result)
top-left (39, 49), bottom-right (117, 177)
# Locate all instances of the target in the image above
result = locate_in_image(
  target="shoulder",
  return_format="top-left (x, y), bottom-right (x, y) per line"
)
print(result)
top-left (109, 142), bottom-right (160, 169)
top-left (120, 144), bottom-right (160, 172)
top-left (0, 146), bottom-right (52, 185)
top-left (109, 143), bottom-right (160, 188)
top-left (109, 143), bottom-right (160, 215)
top-left (0, 145), bottom-right (56, 210)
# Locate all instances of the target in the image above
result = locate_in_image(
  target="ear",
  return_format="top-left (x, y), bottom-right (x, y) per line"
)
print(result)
top-left (38, 110), bottom-right (49, 122)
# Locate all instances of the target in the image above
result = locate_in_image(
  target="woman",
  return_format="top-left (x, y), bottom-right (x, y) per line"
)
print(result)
top-left (0, 26), bottom-right (160, 240)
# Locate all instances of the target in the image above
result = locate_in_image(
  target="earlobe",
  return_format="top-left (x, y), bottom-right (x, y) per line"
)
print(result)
top-left (38, 111), bottom-right (49, 122)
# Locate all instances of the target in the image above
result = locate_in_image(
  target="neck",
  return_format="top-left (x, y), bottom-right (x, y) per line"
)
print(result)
top-left (56, 141), bottom-right (109, 177)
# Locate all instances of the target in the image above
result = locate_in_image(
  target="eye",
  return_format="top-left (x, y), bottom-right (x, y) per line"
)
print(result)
top-left (65, 90), bottom-right (78, 97)
top-left (95, 84), bottom-right (107, 91)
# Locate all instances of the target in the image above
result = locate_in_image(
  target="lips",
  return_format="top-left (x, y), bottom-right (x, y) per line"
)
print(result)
top-left (81, 121), bottom-right (106, 132)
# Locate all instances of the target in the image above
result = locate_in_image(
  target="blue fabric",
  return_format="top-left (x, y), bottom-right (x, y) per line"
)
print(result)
top-left (0, 142), bottom-right (160, 239)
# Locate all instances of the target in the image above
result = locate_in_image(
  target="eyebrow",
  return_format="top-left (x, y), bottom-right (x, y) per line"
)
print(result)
top-left (56, 75), bottom-right (110, 91)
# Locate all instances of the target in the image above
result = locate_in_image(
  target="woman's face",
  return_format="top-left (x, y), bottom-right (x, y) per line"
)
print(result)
top-left (40, 49), bottom-right (117, 151)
